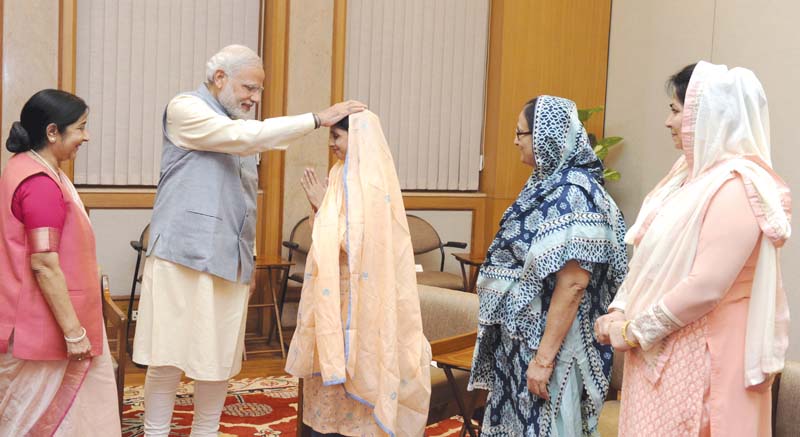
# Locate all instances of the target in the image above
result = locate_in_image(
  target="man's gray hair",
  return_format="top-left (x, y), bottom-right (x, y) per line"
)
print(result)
top-left (205, 44), bottom-right (262, 83)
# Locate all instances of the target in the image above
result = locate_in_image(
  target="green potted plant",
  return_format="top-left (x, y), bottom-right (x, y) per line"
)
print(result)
top-left (578, 107), bottom-right (623, 181)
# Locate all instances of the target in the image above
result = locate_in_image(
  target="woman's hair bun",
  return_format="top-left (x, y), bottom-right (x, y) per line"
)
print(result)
top-left (6, 121), bottom-right (32, 153)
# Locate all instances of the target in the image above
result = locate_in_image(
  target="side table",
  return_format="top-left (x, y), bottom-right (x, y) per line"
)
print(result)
top-left (453, 253), bottom-right (485, 293)
top-left (244, 256), bottom-right (294, 359)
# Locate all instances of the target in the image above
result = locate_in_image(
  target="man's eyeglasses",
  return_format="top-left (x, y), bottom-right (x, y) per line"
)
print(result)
top-left (515, 130), bottom-right (532, 141)
top-left (241, 83), bottom-right (264, 96)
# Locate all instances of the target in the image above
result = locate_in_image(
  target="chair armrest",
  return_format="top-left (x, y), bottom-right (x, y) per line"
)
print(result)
top-left (443, 241), bottom-right (468, 249)
top-left (101, 275), bottom-right (127, 327)
top-left (282, 241), bottom-right (300, 250)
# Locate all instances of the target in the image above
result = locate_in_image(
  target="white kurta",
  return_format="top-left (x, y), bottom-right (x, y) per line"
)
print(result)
top-left (132, 257), bottom-right (249, 381)
top-left (132, 89), bottom-right (316, 381)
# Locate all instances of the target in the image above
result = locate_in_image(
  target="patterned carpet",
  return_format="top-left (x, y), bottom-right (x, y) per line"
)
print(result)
top-left (122, 376), bottom-right (465, 436)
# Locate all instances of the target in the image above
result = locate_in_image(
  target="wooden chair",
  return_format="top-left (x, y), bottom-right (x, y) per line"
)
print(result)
top-left (281, 216), bottom-right (313, 323)
top-left (407, 215), bottom-right (467, 291)
top-left (101, 274), bottom-right (128, 421)
top-left (126, 224), bottom-right (150, 350)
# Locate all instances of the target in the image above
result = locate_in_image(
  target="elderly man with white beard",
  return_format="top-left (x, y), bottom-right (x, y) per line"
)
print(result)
top-left (131, 44), bottom-right (365, 437)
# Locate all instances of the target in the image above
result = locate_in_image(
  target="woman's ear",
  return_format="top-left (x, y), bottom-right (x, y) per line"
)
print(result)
top-left (45, 123), bottom-right (59, 142)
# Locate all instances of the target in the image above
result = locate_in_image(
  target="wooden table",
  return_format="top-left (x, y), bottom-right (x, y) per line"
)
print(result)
top-left (244, 256), bottom-right (294, 359)
top-left (453, 253), bottom-right (485, 293)
top-left (431, 331), bottom-right (481, 437)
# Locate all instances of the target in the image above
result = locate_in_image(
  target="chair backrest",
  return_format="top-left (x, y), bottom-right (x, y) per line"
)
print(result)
top-left (140, 224), bottom-right (150, 251)
top-left (775, 361), bottom-right (800, 437)
top-left (417, 284), bottom-right (478, 341)
top-left (407, 214), bottom-right (443, 255)
top-left (288, 216), bottom-right (312, 255)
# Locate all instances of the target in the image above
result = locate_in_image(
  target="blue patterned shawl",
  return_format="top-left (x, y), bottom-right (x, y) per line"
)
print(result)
top-left (475, 95), bottom-right (628, 345)
top-left (469, 98), bottom-right (628, 435)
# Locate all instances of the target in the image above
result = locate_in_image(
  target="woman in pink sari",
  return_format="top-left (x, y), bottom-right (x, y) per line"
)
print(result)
top-left (0, 90), bottom-right (120, 435)
top-left (595, 62), bottom-right (791, 436)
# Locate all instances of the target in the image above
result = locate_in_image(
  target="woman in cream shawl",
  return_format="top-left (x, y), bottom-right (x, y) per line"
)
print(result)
top-left (286, 111), bottom-right (432, 437)
top-left (595, 61), bottom-right (791, 436)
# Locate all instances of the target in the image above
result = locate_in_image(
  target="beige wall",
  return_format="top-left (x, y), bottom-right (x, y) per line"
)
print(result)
top-left (0, 0), bottom-right (60, 171)
top-left (281, 0), bottom-right (334, 249)
top-left (89, 209), bottom-right (152, 296)
top-left (606, 0), bottom-right (800, 359)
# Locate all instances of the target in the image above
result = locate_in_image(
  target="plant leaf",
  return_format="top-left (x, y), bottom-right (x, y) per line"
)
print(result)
top-left (594, 145), bottom-right (609, 160)
top-left (598, 136), bottom-right (623, 147)
top-left (578, 106), bottom-right (604, 123)
top-left (603, 169), bottom-right (621, 181)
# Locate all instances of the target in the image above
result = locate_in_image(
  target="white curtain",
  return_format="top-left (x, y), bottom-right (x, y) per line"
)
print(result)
top-left (74, 0), bottom-right (262, 186)
top-left (344, 0), bottom-right (489, 191)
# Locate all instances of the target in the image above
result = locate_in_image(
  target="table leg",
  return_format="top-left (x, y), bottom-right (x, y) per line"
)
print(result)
top-left (460, 389), bottom-right (485, 437)
top-left (268, 265), bottom-right (291, 346)
top-left (458, 261), bottom-right (470, 292)
top-left (267, 267), bottom-right (287, 358)
top-left (443, 366), bottom-right (478, 437)
top-left (469, 265), bottom-right (480, 293)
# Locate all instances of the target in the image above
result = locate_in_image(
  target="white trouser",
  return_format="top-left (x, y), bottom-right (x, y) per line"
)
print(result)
top-left (143, 365), bottom-right (228, 437)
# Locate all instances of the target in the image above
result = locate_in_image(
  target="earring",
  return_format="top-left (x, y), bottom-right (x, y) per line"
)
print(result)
top-left (49, 137), bottom-right (55, 143)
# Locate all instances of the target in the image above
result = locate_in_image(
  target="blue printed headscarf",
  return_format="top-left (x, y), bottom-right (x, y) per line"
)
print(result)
top-left (470, 95), bottom-right (628, 437)
top-left (476, 95), bottom-right (628, 348)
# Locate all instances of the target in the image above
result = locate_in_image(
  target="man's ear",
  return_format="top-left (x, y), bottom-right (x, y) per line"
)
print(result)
top-left (213, 70), bottom-right (227, 88)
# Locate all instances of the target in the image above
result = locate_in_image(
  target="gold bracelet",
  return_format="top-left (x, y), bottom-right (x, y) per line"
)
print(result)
top-left (533, 355), bottom-right (554, 369)
top-left (621, 320), bottom-right (639, 348)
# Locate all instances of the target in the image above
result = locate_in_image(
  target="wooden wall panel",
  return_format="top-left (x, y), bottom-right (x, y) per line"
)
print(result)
top-left (59, 0), bottom-right (77, 179)
top-left (480, 0), bottom-right (612, 243)
top-left (329, 0), bottom-right (347, 167)
top-left (258, 0), bottom-right (291, 260)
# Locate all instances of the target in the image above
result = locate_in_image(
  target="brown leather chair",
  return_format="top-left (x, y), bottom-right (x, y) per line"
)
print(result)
top-left (283, 215), bottom-right (468, 293)
top-left (282, 217), bottom-right (312, 287)
top-left (126, 224), bottom-right (149, 352)
top-left (281, 217), bottom-right (313, 327)
top-left (407, 214), bottom-right (467, 291)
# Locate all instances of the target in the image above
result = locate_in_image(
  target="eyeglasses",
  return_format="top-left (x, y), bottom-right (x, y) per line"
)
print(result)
top-left (515, 130), bottom-right (532, 141)
top-left (240, 83), bottom-right (264, 96)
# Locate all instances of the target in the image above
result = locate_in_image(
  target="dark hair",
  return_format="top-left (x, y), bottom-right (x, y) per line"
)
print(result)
top-left (6, 89), bottom-right (88, 153)
top-left (666, 63), bottom-right (697, 104)
top-left (522, 97), bottom-right (538, 131)
top-left (333, 115), bottom-right (349, 131)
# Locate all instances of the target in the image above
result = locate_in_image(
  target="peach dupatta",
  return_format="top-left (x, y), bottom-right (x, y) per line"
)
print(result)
top-left (286, 111), bottom-right (432, 436)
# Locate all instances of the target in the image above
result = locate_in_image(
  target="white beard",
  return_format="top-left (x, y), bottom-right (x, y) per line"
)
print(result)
top-left (218, 83), bottom-right (251, 120)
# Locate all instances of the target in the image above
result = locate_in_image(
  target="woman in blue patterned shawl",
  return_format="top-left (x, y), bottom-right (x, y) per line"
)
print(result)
top-left (469, 95), bottom-right (628, 436)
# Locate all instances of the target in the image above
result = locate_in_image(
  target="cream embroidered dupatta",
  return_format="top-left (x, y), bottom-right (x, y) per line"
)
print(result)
top-left (286, 110), bottom-right (432, 436)
top-left (611, 61), bottom-right (792, 386)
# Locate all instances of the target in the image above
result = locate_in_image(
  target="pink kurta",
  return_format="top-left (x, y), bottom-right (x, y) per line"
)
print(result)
top-left (618, 178), bottom-right (772, 436)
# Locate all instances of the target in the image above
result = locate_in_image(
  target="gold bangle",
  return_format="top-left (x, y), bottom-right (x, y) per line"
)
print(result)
top-left (533, 355), bottom-right (554, 369)
top-left (621, 320), bottom-right (639, 348)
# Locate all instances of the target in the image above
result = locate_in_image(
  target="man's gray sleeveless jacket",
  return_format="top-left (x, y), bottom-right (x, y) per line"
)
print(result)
top-left (147, 85), bottom-right (258, 283)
